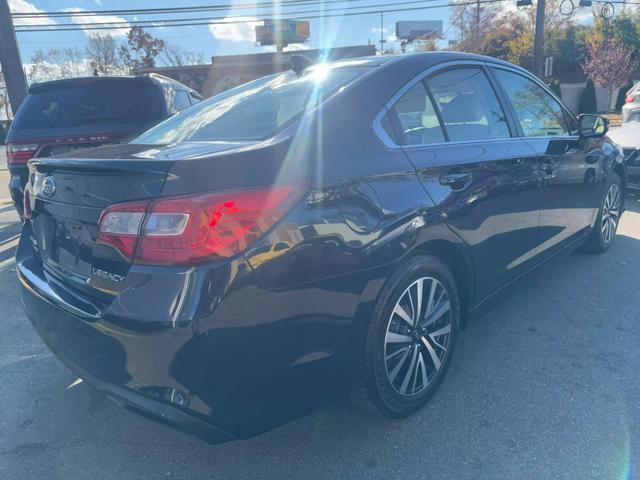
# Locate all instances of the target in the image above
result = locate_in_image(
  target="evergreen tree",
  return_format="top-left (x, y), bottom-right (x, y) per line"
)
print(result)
top-left (579, 79), bottom-right (598, 114)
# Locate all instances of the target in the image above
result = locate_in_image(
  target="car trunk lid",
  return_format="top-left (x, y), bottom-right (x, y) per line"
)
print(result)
top-left (28, 146), bottom-right (173, 297)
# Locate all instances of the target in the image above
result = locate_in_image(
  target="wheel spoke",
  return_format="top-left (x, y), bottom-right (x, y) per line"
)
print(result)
top-left (418, 352), bottom-right (428, 390)
top-left (411, 350), bottom-right (424, 394)
top-left (425, 279), bottom-right (437, 319)
top-left (399, 345), bottom-right (419, 394)
top-left (421, 336), bottom-right (442, 370)
top-left (386, 345), bottom-right (410, 362)
top-left (423, 300), bottom-right (450, 327)
top-left (415, 278), bottom-right (424, 325)
top-left (429, 323), bottom-right (451, 338)
top-left (388, 345), bottom-right (412, 383)
top-left (386, 332), bottom-right (412, 344)
top-left (393, 303), bottom-right (414, 327)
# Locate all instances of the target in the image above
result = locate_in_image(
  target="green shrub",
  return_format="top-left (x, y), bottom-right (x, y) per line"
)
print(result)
top-left (579, 79), bottom-right (598, 114)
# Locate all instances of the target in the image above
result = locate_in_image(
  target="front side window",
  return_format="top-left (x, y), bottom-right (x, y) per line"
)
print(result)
top-left (132, 66), bottom-right (369, 145)
top-left (493, 69), bottom-right (569, 137)
top-left (389, 82), bottom-right (445, 146)
top-left (427, 68), bottom-right (511, 142)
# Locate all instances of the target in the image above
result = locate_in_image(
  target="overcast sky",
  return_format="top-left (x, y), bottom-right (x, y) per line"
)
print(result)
top-left (9, 0), bottom-right (455, 64)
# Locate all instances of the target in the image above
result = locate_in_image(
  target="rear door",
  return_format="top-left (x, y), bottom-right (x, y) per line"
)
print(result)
top-left (491, 67), bottom-right (602, 257)
top-left (386, 64), bottom-right (544, 300)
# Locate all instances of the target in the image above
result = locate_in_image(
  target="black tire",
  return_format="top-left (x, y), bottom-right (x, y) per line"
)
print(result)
top-left (352, 255), bottom-right (460, 418)
top-left (580, 173), bottom-right (623, 254)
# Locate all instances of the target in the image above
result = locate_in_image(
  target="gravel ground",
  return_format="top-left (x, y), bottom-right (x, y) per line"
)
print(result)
top-left (1, 189), bottom-right (639, 480)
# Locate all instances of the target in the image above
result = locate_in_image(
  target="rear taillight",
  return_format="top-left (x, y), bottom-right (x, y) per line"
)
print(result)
top-left (97, 185), bottom-right (308, 266)
top-left (626, 95), bottom-right (637, 104)
top-left (97, 202), bottom-right (148, 261)
top-left (23, 188), bottom-right (32, 222)
top-left (6, 143), bottom-right (39, 164)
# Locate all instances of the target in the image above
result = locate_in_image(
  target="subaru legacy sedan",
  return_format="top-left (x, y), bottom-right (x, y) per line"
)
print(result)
top-left (18, 53), bottom-right (625, 442)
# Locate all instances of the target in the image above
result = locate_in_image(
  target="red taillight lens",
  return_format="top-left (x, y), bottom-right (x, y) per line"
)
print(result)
top-left (97, 202), bottom-right (148, 261)
top-left (97, 185), bottom-right (307, 265)
top-left (7, 143), bottom-right (39, 164)
top-left (626, 95), bottom-right (637, 104)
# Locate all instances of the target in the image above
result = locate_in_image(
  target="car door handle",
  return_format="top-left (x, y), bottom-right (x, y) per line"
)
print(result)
top-left (439, 173), bottom-right (473, 190)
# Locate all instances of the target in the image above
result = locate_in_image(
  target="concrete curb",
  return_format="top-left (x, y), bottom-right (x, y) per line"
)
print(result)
top-left (0, 199), bottom-right (13, 206)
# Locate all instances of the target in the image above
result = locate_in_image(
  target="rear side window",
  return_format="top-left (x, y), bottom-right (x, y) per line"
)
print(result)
top-left (492, 69), bottom-right (569, 137)
top-left (390, 82), bottom-right (445, 146)
top-left (426, 68), bottom-right (511, 142)
top-left (12, 83), bottom-right (163, 130)
top-left (174, 91), bottom-right (191, 112)
top-left (132, 66), bottom-right (369, 144)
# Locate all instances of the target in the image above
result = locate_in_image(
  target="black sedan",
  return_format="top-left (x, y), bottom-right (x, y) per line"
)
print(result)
top-left (17, 52), bottom-right (626, 443)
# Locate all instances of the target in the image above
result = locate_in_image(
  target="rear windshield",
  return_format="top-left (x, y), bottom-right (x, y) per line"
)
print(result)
top-left (12, 82), bottom-right (164, 130)
top-left (131, 66), bottom-right (370, 144)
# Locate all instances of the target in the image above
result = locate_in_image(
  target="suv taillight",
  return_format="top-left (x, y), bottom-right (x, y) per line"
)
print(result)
top-left (626, 94), bottom-right (637, 104)
top-left (97, 184), bottom-right (308, 266)
top-left (6, 143), bottom-right (39, 164)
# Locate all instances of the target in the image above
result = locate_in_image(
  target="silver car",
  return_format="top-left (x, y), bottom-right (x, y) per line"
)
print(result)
top-left (622, 81), bottom-right (640, 124)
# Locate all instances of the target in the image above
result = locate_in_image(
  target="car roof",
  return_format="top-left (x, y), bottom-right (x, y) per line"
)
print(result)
top-left (376, 51), bottom-right (520, 71)
top-left (27, 73), bottom-right (196, 95)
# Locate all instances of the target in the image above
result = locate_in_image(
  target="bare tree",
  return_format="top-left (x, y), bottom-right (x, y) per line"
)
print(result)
top-left (86, 33), bottom-right (123, 75)
top-left (450, 1), bottom-right (499, 53)
top-left (119, 26), bottom-right (166, 73)
top-left (160, 44), bottom-right (205, 67)
top-left (582, 38), bottom-right (638, 112)
top-left (0, 71), bottom-right (11, 120)
top-left (28, 47), bottom-right (90, 83)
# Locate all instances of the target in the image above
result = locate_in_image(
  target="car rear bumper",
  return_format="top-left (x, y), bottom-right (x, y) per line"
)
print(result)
top-left (19, 256), bottom-right (239, 444)
top-left (22, 287), bottom-right (238, 443)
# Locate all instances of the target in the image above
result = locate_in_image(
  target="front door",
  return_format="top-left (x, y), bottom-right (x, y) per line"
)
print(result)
top-left (490, 67), bottom-right (603, 257)
top-left (386, 65), bottom-right (545, 302)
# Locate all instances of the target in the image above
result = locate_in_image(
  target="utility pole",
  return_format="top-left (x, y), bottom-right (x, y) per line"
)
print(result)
top-left (0, 0), bottom-right (28, 115)
top-left (0, 0), bottom-right (27, 116)
top-left (533, 0), bottom-right (546, 78)
top-left (379, 11), bottom-right (386, 54)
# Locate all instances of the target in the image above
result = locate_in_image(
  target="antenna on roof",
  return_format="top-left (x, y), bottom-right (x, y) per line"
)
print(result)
top-left (290, 54), bottom-right (313, 77)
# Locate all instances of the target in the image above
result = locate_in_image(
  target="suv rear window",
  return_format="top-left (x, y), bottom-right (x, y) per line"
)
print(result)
top-left (12, 82), bottom-right (164, 130)
top-left (131, 66), bottom-right (370, 144)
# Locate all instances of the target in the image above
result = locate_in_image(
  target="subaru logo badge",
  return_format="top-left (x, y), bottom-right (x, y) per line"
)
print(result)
top-left (42, 176), bottom-right (56, 197)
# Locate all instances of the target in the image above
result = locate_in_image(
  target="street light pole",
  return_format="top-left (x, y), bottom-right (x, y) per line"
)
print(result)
top-left (533, 0), bottom-right (546, 78)
top-left (379, 11), bottom-right (386, 54)
top-left (0, 0), bottom-right (28, 116)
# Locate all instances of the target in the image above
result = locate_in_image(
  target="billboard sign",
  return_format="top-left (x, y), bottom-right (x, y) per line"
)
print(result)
top-left (395, 21), bottom-right (443, 42)
top-left (256, 20), bottom-right (310, 46)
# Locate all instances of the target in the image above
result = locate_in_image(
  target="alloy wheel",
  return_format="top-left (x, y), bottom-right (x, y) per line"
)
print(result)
top-left (383, 277), bottom-right (452, 397)
top-left (601, 182), bottom-right (621, 244)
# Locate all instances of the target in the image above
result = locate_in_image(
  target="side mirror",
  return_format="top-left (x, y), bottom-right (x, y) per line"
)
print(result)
top-left (578, 114), bottom-right (609, 138)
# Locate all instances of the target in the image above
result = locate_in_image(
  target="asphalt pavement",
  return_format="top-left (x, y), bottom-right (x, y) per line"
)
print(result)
top-left (0, 178), bottom-right (639, 479)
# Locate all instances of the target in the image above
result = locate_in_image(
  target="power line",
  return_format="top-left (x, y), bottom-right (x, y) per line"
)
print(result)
top-left (11, 0), bottom-right (371, 18)
top-left (15, 0), bottom-right (508, 33)
top-left (14, 0), bottom-right (453, 29)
